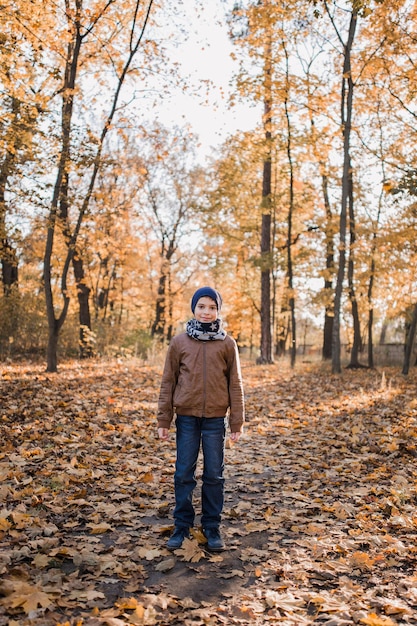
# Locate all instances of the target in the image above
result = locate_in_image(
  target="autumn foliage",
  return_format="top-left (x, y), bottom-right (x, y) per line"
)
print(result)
top-left (2, 0), bottom-right (417, 372)
top-left (1, 358), bottom-right (417, 625)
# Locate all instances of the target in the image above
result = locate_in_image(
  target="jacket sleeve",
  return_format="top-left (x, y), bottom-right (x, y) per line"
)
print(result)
top-left (228, 340), bottom-right (245, 432)
top-left (157, 340), bottom-right (179, 429)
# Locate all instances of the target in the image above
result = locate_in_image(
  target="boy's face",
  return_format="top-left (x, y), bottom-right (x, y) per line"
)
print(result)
top-left (194, 296), bottom-right (218, 323)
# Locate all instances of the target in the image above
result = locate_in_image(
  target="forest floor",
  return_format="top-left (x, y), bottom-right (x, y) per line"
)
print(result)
top-left (1, 357), bottom-right (417, 625)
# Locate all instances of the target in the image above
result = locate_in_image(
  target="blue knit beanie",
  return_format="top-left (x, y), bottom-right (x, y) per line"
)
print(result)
top-left (191, 287), bottom-right (222, 314)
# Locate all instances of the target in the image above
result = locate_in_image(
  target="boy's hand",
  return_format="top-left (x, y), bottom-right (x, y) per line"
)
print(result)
top-left (158, 427), bottom-right (169, 440)
top-left (230, 431), bottom-right (241, 443)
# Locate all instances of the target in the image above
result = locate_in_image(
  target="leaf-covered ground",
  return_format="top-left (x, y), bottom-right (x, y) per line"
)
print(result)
top-left (1, 358), bottom-right (417, 625)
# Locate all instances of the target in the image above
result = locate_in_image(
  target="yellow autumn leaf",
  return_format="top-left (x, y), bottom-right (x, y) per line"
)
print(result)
top-left (350, 551), bottom-right (376, 571)
top-left (190, 527), bottom-right (206, 543)
top-left (382, 598), bottom-right (412, 615)
top-left (86, 522), bottom-right (113, 533)
top-left (133, 604), bottom-right (145, 619)
top-left (67, 589), bottom-right (105, 601)
top-left (140, 471), bottom-right (154, 483)
top-left (10, 512), bottom-right (32, 529)
top-left (360, 613), bottom-right (396, 626)
top-left (1, 582), bottom-right (53, 613)
top-left (137, 547), bottom-right (162, 561)
top-left (304, 522), bottom-right (326, 535)
top-left (115, 597), bottom-right (139, 609)
top-left (0, 517), bottom-right (11, 531)
top-left (32, 553), bottom-right (50, 568)
top-left (308, 593), bottom-right (350, 613)
top-left (174, 538), bottom-right (205, 563)
top-left (329, 501), bottom-right (351, 520)
top-left (264, 590), bottom-right (305, 612)
top-left (245, 521), bottom-right (269, 532)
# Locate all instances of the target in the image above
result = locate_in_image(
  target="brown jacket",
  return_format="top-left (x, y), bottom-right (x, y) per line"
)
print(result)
top-left (157, 333), bottom-right (245, 433)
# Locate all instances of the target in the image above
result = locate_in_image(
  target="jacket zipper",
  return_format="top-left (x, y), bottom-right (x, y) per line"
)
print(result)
top-left (202, 342), bottom-right (207, 416)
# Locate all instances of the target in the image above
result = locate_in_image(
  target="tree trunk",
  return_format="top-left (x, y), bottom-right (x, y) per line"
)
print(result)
top-left (46, 324), bottom-right (60, 374)
top-left (347, 157), bottom-right (363, 367)
top-left (367, 237), bottom-right (378, 368)
top-left (43, 23), bottom-right (83, 373)
top-left (73, 255), bottom-right (93, 357)
top-left (367, 298), bottom-right (374, 368)
top-left (59, 147), bottom-right (94, 357)
top-left (167, 269), bottom-right (174, 342)
top-left (367, 108), bottom-right (385, 369)
top-left (275, 306), bottom-right (289, 357)
top-left (283, 41), bottom-right (296, 368)
top-left (1, 242), bottom-right (18, 295)
top-left (307, 87), bottom-right (335, 360)
top-left (152, 262), bottom-right (168, 338)
top-left (403, 302), bottom-right (417, 375)
top-left (259, 210), bottom-right (273, 363)
top-left (0, 149), bottom-right (18, 295)
top-left (75, 259), bottom-right (93, 356)
top-left (95, 257), bottom-right (116, 322)
top-left (152, 240), bottom-right (175, 341)
top-left (379, 321), bottom-right (387, 344)
top-left (321, 172), bottom-right (335, 360)
top-left (78, 286), bottom-right (93, 356)
top-left (258, 33), bottom-right (273, 365)
top-left (331, 9), bottom-right (358, 374)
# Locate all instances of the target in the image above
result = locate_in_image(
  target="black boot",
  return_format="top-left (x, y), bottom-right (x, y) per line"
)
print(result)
top-left (166, 527), bottom-right (190, 550)
top-left (203, 527), bottom-right (225, 552)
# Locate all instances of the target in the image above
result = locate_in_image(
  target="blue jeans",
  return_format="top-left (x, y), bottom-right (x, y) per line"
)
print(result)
top-left (174, 415), bottom-right (226, 529)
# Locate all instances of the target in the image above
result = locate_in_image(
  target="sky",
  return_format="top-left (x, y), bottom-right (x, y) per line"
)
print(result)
top-left (151, 0), bottom-right (260, 160)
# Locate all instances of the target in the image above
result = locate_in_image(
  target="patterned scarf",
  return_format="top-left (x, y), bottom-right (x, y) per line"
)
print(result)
top-left (186, 318), bottom-right (227, 341)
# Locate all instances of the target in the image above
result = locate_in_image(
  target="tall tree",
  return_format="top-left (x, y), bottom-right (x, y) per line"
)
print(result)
top-left (302, 42), bottom-right (338, 361)
top-left (364, 103), bottom-right (385, 369)
top-left (43, 0), bottom-right (155, 371)
top-left (322, 0), bottom-right (359, 374)
top-left (281, 39), bottom-right (297, 367)
top-left (364, 0), bottom-right (417, 370)
top-left (229, 0), bottom-right (275, 363)
top-left (229, 0), bottom-right (304, 364)
top-left (258, 24), bottom-right (274, 364)
top-left (346, 153), bottom-right (364, 368)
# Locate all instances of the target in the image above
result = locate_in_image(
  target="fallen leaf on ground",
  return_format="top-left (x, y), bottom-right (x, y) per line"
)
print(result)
top-left (174, 538), bottom-right (205, 563)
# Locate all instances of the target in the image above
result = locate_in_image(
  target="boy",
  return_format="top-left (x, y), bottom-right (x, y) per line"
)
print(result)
top-left (157, 286), bottom-right (245, 551)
